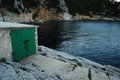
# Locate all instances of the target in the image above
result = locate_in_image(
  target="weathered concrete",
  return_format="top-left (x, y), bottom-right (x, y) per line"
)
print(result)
top-left (0, 29), bottom-right (12, 60)
top-left (0, 21), bottom-right (38, 29)
top-left (23, 54), bottom-right (90, 80)
top-left (0, 46), bottom-right (120, 80)
top-left (0, 21), bottom-right (38, 61)
top-left (23, 53), bottom-right (120, 80)
top-left (35, 28), bottom-right (38, 53)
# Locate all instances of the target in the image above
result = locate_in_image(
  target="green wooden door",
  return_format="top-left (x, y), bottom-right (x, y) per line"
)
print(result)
top-left (10, 28), bottom-right (36, 61)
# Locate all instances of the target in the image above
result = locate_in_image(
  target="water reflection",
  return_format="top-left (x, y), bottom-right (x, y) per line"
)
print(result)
top-left (38, 20), bottom-right (120, 68)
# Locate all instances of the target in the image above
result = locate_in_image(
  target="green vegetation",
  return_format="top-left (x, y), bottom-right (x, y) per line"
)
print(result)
top-left (88, 69), bottom-right (92, 80)
top-left (0, 0), bottom-right (119, 17)
top-left (65, 0), bottom-right (120, 17)
top-left (20, 66), bottom-right (28, 71)
top-left (106, 72), bottom-right (110, 79)
top-left (65, 0), bottom-right (103, 15)
top-left (69, 59), bottom-right (83, 67)
top-left (93, 65), bottom-right (97, 69)
top-left (55, 74), bottom-right (62, 80)
top-left (106, 72), bottom-right (110, 77)
top-left (45, 0), bottom-right (63, 13)
top-left (41, 53), bottom-right (47, 56)
top-left (101, 68), bottom-right (106, 71)
top-left (72, 64), bottom-right (78, 71)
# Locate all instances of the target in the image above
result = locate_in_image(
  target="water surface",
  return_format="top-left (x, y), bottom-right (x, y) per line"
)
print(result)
top-left (38, 20), bottom-right (120, 68)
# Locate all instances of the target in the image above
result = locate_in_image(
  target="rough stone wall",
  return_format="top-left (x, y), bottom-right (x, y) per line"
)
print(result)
top-left (0, 28), bottom-right (38, 61)
top-left (0, 29), bottom-right (12, 61)
top-left (35, 28), bottom-right (38, 53)
top-left (0, 0), bottom-right (72, 22)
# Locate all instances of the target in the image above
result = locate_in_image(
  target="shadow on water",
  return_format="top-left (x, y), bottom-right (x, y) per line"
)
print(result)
top-left (37, 20), bottom-right (120, 68)
top-left (38, 21), bottom-right (82, 48)
top-left (38, 21), bottom-right (64, 48)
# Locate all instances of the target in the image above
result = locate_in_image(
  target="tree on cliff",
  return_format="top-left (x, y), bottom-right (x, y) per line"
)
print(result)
top-left (103, 0), bottom-right (120, 17)
top-left (65, 0), bottom-right (104, 15)
top-left (65, 0), bottom-right (120, 17)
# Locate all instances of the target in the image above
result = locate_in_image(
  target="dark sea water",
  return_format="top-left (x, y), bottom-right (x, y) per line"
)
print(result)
top-left (38, 20), bottom-right (120, 68)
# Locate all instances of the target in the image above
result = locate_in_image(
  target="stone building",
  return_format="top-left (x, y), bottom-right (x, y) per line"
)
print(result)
top-left (0, 21), bottom-right (38, 61)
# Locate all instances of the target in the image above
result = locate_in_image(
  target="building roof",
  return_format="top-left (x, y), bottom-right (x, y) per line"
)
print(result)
top-left (0, 21), bottom-right (38, 29)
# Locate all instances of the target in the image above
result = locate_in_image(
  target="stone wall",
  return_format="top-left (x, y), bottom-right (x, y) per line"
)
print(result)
top-left (0, 29), bottom-right (12, 61)
top-left (0, 27), bottom-right (38, 61)
top-left (35, 28), bottom-right (38, 53)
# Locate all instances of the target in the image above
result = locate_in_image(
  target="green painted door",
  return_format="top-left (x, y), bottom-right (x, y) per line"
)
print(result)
top-left (10, 28), bottom-right (36, 61)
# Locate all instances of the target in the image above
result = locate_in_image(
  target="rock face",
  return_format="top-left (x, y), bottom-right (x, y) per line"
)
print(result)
top-left (0, 29), bottom-right (12, 61)
top-left (0, 0), bottom-right (119, 22)
top-left (0, 46), bottom-right (120, 80)
top-left (0, 61), bottom-right (60, 80)
top-left (0, 0), bottom-right (72, 22)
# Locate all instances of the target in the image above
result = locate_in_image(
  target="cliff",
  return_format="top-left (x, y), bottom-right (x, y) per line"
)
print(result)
top-left (0, 0), bottom-right (120, 22)
top-left (0, 0), bottom-right (72, 22)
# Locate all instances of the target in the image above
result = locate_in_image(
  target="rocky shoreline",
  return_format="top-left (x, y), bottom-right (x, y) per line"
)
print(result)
top-left (0, 46), bottom-right (120, 80)
top-left (0, 9), bottom-right (120, 23)
top-left (0, 0), bottom-right (120, 23)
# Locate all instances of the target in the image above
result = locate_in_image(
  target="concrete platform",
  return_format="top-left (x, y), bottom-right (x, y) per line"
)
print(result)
top-left (22, 53), bottom-right (120, 80)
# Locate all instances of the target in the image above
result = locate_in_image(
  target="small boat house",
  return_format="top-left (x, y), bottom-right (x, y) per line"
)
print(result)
top-left (0, 21), bottom-right (38, 61)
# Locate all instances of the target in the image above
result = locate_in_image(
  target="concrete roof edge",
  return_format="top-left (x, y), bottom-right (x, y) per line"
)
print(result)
top-left (0, 21), bottom-right (39, 29)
